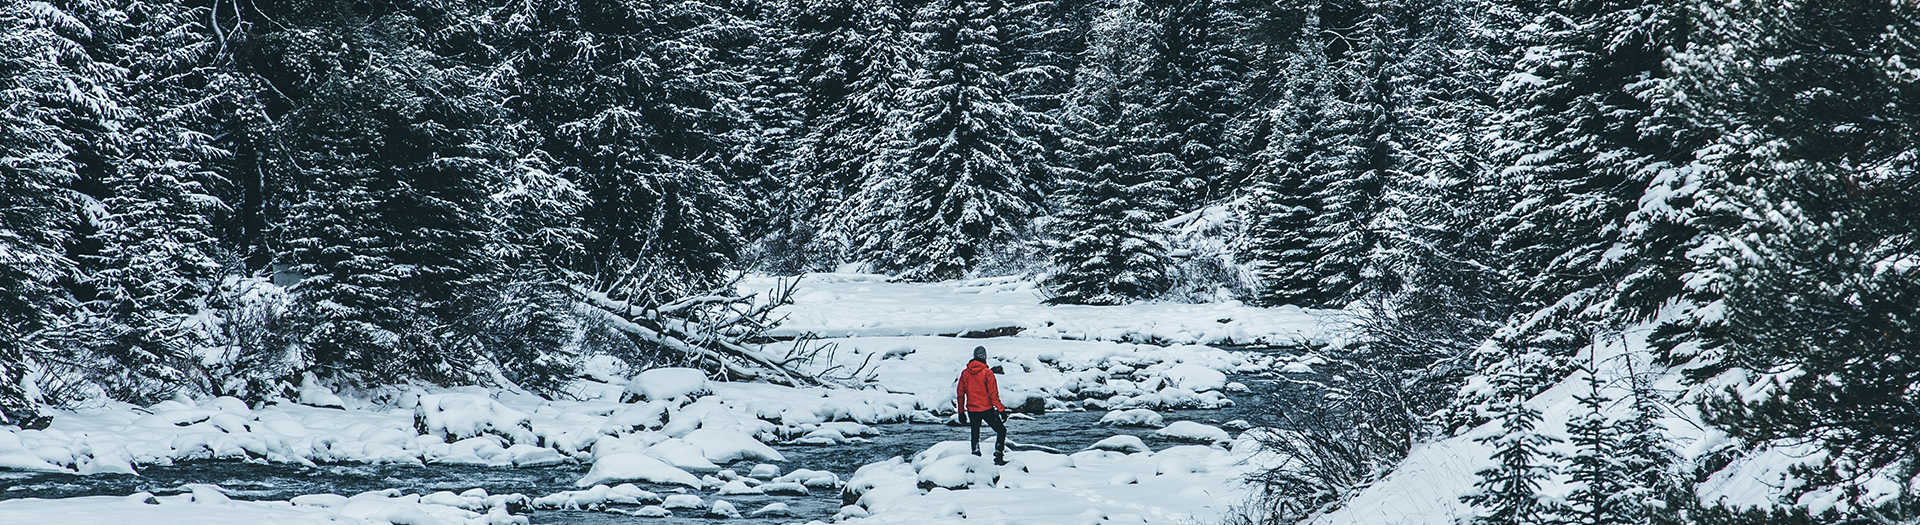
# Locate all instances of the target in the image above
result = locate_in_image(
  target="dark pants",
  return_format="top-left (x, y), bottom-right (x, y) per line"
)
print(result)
top-left (968, 410), bottom-right (1006, 459)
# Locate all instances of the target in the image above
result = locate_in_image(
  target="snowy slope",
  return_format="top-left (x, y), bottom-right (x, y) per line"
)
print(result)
top-left (744, 273), bottom-right (1344, 346)
top-left (1310, 325), bottom-right (1827, 525)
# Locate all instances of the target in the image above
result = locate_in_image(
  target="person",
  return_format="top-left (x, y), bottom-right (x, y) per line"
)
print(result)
top-left (955, 345), bottom-right (1008, 465)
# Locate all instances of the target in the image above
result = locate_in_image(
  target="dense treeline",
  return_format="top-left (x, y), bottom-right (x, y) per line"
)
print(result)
top-left (2, 0), bottom-right (1917, 520)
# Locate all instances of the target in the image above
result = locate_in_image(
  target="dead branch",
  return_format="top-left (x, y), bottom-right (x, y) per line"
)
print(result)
top-left (572, 277), bottom-right (826, 387)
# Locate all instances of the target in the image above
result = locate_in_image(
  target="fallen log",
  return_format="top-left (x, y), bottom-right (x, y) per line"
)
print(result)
top-left (571, 278), bottom-right (827, 388)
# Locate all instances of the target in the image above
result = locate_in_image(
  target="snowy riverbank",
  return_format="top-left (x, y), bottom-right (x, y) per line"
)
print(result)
top-left (0, 274), bottom-right (1345, 524)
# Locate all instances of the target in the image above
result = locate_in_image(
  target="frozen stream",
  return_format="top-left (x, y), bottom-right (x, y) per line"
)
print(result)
top-left (0, 371), bottom-right (1304, 525)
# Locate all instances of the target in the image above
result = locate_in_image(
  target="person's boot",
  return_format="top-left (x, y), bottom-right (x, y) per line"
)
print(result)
top-left (993, 454), bottom-right (1007, 466)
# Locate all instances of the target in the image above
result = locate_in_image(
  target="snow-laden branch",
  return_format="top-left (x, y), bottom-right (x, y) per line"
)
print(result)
top-left (571, 278), bottom-right (823, 387)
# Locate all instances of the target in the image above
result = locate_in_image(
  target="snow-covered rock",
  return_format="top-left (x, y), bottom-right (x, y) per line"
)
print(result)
top-left (624, 368), bottom-right (710, 402)
top-left (683, 428), bottom-right (785, 463)
top-left (1162, 363), bottom-right (1228, 392)
top-left (415, 394), bottom-right (535, 445)
top-left (660, 494), bottom-right (704, 509)
top-left (641, 439), bottom-right (720, 473)
top-left (1155, 421), bottom-right (1232, 445)
top-left (0, 487), bottom-right (531, 525)
top-left (704, 499), bottom-right (741, 518)
top-left (575, 453), bottom-right (701, 488)
top-left (749, 502), bottom-right (792, 517)
top-left (916, 454), bottom-right (1000, 490)
top-left (1085, 435), bottom-right (1153, 454)
top-left (1098, 409), bottom-right (1166, 428)
top-left (530, 484), bottom-right (660, 510)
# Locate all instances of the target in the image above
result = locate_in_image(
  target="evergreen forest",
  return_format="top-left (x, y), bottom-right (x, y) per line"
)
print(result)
top-left (3, 0), bottom-right (1918, 522)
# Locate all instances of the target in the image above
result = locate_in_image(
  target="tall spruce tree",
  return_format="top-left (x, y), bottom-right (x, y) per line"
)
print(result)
top-left (0, 0), bottom-right (113, 426)
top-left (483, 155), bottom-right (591, 389)
top-left (837, 0), bottom-right (1055, 280)
top-left (758, 0), bottom-right (918, 272)
top-left (1141, 0), bottom-right (1249, 206)
top-left (1046, 0), bottom-right (1177, 304)
top-left (1302, 0), bottom-right (1401, 304)
top-left (1243, 27), bottom-right (1332, 308)
top-left (501, 0), bottom-right (755, 297)
top-left (1488, 0), bottom-right (1695, 324)
top-left (1665, 0), bottom-right (1920, 502)
top-left (77, 0), bottom-right (229, 403)
top-left (278, 9), bottom-right (509, 385)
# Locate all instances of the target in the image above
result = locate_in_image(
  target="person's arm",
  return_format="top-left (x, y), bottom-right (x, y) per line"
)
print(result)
top-left (986, 371), bottom-right (1005, 412)
top-left (955, 375), bottom-right (967, 414)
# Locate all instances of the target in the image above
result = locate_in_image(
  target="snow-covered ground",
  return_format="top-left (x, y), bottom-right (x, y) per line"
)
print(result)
top-left (747, 273), bottom-right (1342, 346)
top-left (0, 274), bottom-right (1343, 525)
top-left (833, 437), bottom-right (1269, 525)
top-left (1308, 325), bottom-right (1833, 525)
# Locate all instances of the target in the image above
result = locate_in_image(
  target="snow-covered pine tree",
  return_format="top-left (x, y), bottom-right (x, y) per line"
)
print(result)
top-left (279, 11), bottom-right (510, 385)
top-left (76, 0), bottom-right (230, 404)
top-left (1447, 0), bottom-right (1696, 430)
top-left (82, 138), bottom-right (224, 403)
top-left (1350, 0), bottom-right (1517, 418)
top-left (1564, 361), bottom-right (1623, 525)
top-left (1461, 390), bottom-right (1565, 525)
top-left (1664, 0), bottom-right (1920, 505)
top-left (1488, 0), bottom-right (1695, 325)
top-left (1045, 0), bottom-right (1176, 305)
top-left (1615, 354), bottom-right (1685, 525)
top-left (1242, 26), bottom-right (1332, 308)
top-left (500, 0), bottom-right (754, 297)
top-left (483, 155), bottom-right (591, 389)
top-left (757, 0), bottom-right (919, 272)
top-left (0, 0), bottom-right (113, 426)
top-left (1140, 0), bottom-right (1249, 207)
top-left (1302, 0), bottom-right (1402, 304)
top-left (836, 0), bottom-right (1055, 281)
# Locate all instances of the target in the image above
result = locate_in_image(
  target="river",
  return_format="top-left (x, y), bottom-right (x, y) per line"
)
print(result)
top-left (0, 369), bottom-right (1309, 524)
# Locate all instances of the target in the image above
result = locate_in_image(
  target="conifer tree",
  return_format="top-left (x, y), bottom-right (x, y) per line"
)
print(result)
top-left (1046, 0), bottom-right (1176, 304)
top-left (483, 156), bottom-right (591, 389)
top-left (0, 0), bottom-right (107, 426)
top-left (1665, 0), bottom-right (1920, 496)
top-left (837, 0), bottom-right (1055, 280)
top-left (1564, 364), bottom-right (1623, 525)
top-left (1140, 0), bottom-right (1249, 206)
top-left (1302, 0), bottom-right (1401, 304)
top-left (1489, 0), bottom-right (1695, 324)
top-left (1243, 31), bottom-right (1332, 308)
top-left (501, 0), bottom-right (755, 296)
top-left (1616, 355), bottom-right (1686, 525)
top-left (1461, 392), bottom-right (1565, 525)
top-left (278, 13), bottom-right (510, 384)
top-left (759, 0), bottom-right (918, 272)
top-left (77, 0), bottom-right (230, 403)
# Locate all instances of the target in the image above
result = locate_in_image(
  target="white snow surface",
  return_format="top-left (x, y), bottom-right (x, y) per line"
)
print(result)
top-left (841, 438), bottom-right (1262, 525)
top-left (624, 367), bottom-right (710, 402)
top-left (0, 486), bottom-right (528, 525)
top-left (1309, 325), bottom-right (1832, 525)
top-left (745, 273), bottom-right (1344, 346)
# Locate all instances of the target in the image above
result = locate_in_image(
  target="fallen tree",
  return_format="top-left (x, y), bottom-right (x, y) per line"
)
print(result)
top-left (571, 276), bottom-right (832, 387)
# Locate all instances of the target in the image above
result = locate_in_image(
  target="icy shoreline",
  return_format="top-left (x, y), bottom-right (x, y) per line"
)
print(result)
top-left (0, 274), bottom-right (1343, 524)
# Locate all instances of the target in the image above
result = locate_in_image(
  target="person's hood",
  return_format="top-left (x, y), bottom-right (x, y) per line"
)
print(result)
top-left (965, 359), bottom-right (990, 374)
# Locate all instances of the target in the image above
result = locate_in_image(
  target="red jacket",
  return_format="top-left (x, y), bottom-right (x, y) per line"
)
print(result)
top-left (956, 359), bottom-right (1005, 413)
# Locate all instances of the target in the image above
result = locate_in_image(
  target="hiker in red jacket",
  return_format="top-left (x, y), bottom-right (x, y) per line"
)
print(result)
top-left (956, 345), bottom-right (1008, 465)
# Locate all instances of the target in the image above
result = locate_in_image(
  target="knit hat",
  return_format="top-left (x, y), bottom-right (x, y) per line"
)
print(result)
top-left (972, 346), bottom-right (988, 360)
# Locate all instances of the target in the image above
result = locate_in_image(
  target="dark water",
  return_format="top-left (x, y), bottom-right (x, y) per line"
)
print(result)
top-left (0, 371), bottom-right (1305, 524)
